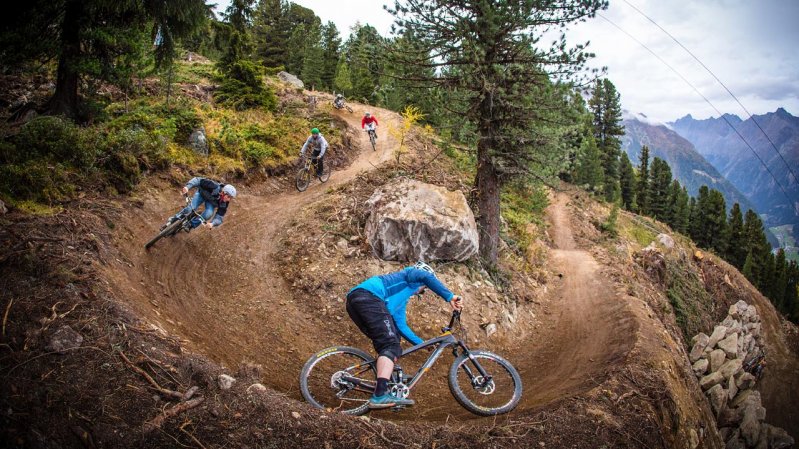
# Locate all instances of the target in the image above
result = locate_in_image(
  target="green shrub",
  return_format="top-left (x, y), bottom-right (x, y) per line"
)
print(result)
top-left (10, 116), bottom-right (99, 168)
top-left (215, 60), bottom-right (277, 111)
top-left (0, 159), bottom-right (73, 204)
top-left (107, 102), bottom-right (201, 144)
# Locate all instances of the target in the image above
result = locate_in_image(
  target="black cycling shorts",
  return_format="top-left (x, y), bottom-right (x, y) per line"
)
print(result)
top-left (346, 288), bottom-right (401, 361)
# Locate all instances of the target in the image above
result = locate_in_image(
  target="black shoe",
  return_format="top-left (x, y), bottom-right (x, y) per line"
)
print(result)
top-left (182, 221), bottom-right (192, 233)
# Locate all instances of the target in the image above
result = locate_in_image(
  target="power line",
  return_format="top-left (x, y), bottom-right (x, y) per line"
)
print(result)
top-left (621, 0), bottom-right (799, 188)
top-left (597, 13), bottom-right (796, 211)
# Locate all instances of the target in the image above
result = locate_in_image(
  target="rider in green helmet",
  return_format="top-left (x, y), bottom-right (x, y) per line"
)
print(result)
top-left (300, 128), bottom-right (329, 176)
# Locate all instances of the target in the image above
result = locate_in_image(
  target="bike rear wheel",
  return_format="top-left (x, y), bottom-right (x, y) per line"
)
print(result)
top-left (144, 218), bottom-right (184, 250)
top-left (448, 350), bottom-right (522, 416)
top-left (300, 346), bottom-right (375, 416)
top-left (318, 161), bottom-right (331, 183)
top-left (296, 167), bottom-right (312, 192)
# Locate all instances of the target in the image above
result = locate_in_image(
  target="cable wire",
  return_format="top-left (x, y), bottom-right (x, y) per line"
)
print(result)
top-left (621, 0), bottom-right (798, 187)
top-left (597, 13), bottom-right (796, 210)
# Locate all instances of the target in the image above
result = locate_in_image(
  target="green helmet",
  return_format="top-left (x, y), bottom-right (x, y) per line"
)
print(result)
top-left (311, 128), bottom-right (320, 135)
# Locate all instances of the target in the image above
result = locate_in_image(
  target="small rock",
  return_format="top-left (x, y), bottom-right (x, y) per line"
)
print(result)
top-left (46, 325), bottom-right (84, 353)
top-left (718, 334), bottom-right (739, 359)
top-left (188, 127), bottom-right (209, 156)
top-left (709, 349), bottom-right (726, 373)
top-left (706, 384), bottom-right (727, 416)
top-left (718, 406), bottom-right (743, 427)
top-left (707, 325), bottom-right (728, 348)
top-left (656, 233), bottom-right (674, 248)
top-left (484, 323), bottom-right (497, 338)
top-left (690, 334), bottom-right (710, 362)
top-left (736, 372), bottom-right (756, 390)
top-left (765, 424), bottom-right (795, 449)
top-left (218, 374), bottom-right (236, 390)
top-left (689, 428), bottom-right (699, 449)
top-left (727, 375), bottom-right (738, 401)
top-left (718, 359), bottom-right (743, 379)
top-left (291, 411), bottom-right (301, 419)
top-left (247, 383), bottom-right (267, 394)
top-left (692, 358), bottom-right (709, 376)
top-left (699, 371), bottom-right (724, 391)
top-left (0, 199), bottom-right (7, 214)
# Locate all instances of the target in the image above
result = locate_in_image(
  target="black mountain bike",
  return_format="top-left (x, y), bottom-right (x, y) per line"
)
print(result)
top-left (300, 311), bottom-right (522, 416)
top-left (144, 195), bottom-right (205, 249)
top-left (366, 127), bottom-right (377, 151)
top-left (296, 154), bottom-right (331, 192)
top-left (333, 100), bottom-right (353, 113)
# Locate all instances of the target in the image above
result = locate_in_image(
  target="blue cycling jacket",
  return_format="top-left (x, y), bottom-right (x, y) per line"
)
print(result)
top-left (350, 267), bottom-right (454, 345)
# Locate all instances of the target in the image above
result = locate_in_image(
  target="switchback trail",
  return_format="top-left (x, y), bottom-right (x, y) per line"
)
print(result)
top-left (104, 109), bottom-right (637, 421)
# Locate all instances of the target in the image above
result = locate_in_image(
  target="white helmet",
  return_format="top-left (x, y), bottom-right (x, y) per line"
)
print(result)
top-left (413, 261), bottom-right (435, 276)
top-left (336, 94), bottom-right (343, 99)
top-left (222, 184), bottom-right (237, 198)
top-left (365, 112), bottom-right (371, 117)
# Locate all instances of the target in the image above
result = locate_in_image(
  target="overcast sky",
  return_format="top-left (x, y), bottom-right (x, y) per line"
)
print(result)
top-left (216, 0), bottom-right (798, 123)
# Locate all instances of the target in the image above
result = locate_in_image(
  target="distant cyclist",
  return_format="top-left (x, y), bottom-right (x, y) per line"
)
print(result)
top-left (300, 128), bottom-right (328, 176)
top-left (362, 112), bottom-right (379, 139)
top-left (333, 93), bottom-right (345, 109)
top-left (166, 177), bottom-right (237, 231)
top-left (345, 262), bottom-right (464, 409)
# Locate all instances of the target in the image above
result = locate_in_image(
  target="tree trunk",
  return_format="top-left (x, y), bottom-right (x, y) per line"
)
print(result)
top-left (45, 0), bottom-right (82, 118)
top-left (475, 142), bottom-right (500, 266)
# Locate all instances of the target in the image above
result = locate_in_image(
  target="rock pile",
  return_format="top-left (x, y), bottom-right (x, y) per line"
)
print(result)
top-left (690, 301), bottom-right (793, 449)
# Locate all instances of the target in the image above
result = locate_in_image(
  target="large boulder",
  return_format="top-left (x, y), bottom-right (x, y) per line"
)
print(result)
top-left (188, 127), bottom-right (208, 156)
top-left (365, 179), bottom-right (478, 262)
top-left (277, 71), bottom-right (304, 89)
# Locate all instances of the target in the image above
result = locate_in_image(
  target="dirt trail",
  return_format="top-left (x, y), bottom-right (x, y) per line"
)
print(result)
top-left (107, 103), bottom-right (400, 393)
top-left (508, 192), bottom-right (636, 408)
top-left (104, 111), bottom-right (636, 421)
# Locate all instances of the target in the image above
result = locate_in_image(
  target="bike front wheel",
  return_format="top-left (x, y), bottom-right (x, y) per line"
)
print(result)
top-left (345, 105), bottom-right (353, 113)
top-left (369, 131), bottom-right (376, 151)
top-left (318, 161), bottom-right (331, 183)
top-left (296, 167), bottom-right (312, 192)
top-left (448, 350), bottom-right (522, 416)
top-left (144, 218), bottom-right (184, 250)
top-left (300, 346), bottom-right (376, 416)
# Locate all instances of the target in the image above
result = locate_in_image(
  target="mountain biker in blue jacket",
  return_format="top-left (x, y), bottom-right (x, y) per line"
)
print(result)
top-left (300, 128), bottom-right (328, 176)
top-left (346, 261), bottom-right (464, 409)
top-left (166, 177), bottom-right (237, 231)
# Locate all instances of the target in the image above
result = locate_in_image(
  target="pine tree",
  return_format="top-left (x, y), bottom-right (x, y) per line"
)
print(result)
top-left (575, 133), bottom-right (605, 195)
top-left (637, 145), bottom-right (651, 215)
top-left (648, 158), bottom-right (673, 221)
top-left (773, 249), bottom-right (788, 312)
top-left (252, 0), bottom-right (288, 68)
top-left (319, 22), bottom-right (341, 90)
top-left (726, 203), bottom-right (747, 269)
top-left (742, 209), bottom-right (771, 288)
top-left (705, 189), bottom-right (728, 255)
top-left (333, 56), bottom-right (353, 94)
top-left (388, 0), bottom-right (605, 265)
top-left (785, 261), bottom-right (799, 323)
top-left (589, 79), bottom-right (624, 202)
top-left (690, 186), bottom-right (709, 245)
top-left (665, 179), bottom-right (681, 228)
top-left (673, 185), bottom-right (691, 234)
top-left (619, 152), bottom-right (637, 211)
top-left (300, 22), bottom-right (324, 89)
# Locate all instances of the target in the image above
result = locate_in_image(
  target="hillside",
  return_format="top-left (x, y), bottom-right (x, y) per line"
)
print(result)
top-left (1, 77), bottom-right (798, 448)
top-left (671, 110), bottom-right (799, 247)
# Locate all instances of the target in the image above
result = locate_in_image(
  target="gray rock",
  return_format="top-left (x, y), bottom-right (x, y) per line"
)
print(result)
top-left (765, 424), bottom-right (795, 449)
top-left (188, 127), bottom-right (208, 156)
top-left (727, 374), bottom-right (738, 400)
top-left (710, 349), bottom-right (727, 373)
top-left (692, 358), bottom-right (709, 376)
top-left (365, 179), bottom-right (479, 262)
top-left (731, 389), bottom-right (757, 409)
top-left (690, 334), bottom-right (711, 362)
top-left (750, 323), bottom-right (761, 338)
top-left (484, 323), bottom-right (497, 338)
top-left (0, 199), bottom-right (7, 214)
top-left (718, 334), bottom-right (739, 358)
top-left (218, 374), bottom-right (236, 390)
top-left (708, 325), bottom-right (728, 348)
top-left (719, 427), bottom-right (735, 442)
top-left (739, 412), bottom-right (761, 447)
top-left (46, 325), bottom-right (84, 353)
top-left (718, 359), bottom-right (743, 379)
top-left (737, 372), bottom-right (756, 390)
top-left (706, 384), bottom-right (727, 415)
top-left (691, 332), bottom-right (709, 346)
top-left (718, 406), bottom-right (743, 427)
top-left (689, 428), bottom-right (699, 449)
top-left (725, 320), bottom-right (742, 337)
top-left (277, 71), bottom-right (304, 89)
top-left (657, 233), bottom-right (675, 248)
top-left (700, 371), bottom-right (724, 391)
top-left (729, 301), bottom-right (749, 320)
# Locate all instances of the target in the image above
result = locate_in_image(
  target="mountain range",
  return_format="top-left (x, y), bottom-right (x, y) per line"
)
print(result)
top-left (671, 108), bottom-right (799, 239)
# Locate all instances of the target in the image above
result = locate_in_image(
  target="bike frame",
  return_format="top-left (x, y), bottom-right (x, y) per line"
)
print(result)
top-left (341, 312), bottom-right (492, 395)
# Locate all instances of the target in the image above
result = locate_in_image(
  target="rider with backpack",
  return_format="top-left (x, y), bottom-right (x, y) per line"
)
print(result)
top-left (345, 261), bottom-right (464, 409)
top-left (166, 177), bottom-right (237, 231)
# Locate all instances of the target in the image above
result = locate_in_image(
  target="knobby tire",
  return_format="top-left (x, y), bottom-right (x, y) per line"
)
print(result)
top-left (300, 346), bottom-right (375, 416)
top-left (369, 131), bottom-right (376, 151)
top-left (448, 350), bottom-right (522, 416)
top-left (296, 167), bottom-right (312, 192)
